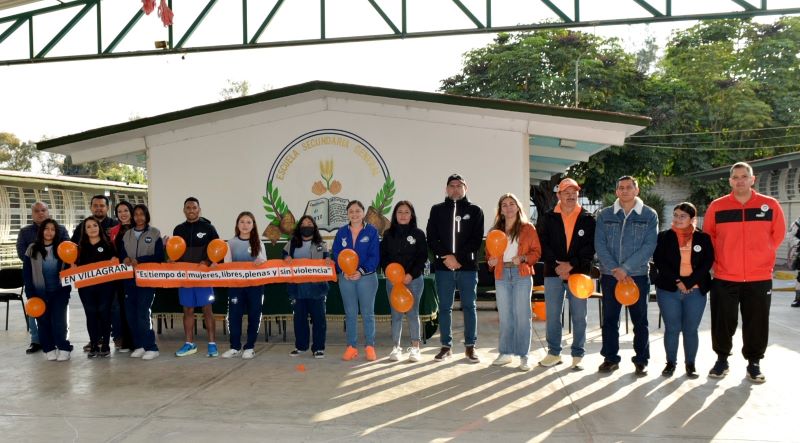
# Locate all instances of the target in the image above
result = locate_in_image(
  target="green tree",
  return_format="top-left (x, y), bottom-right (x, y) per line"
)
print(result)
top-left (0, 132), bottom-right (40, 171)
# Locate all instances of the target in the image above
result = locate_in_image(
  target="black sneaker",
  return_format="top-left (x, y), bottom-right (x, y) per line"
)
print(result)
top-left (634, 362), bottom-right (648, 377)
top-left (26, 343), bottom-right (42, 354)
top-left (792, 299), bottom-right (800, 308)
top-left (686, 363), bottom-right (698, 379)
top-left (598, 361), bottom-right (619, 372)
top-left (98, 346), bottom-right (111, 358)
top-left (661, 362), bottom-right (676, 377)
top-left (313, 350), bottom-right (325, 359)
top-left (87, 347), bottom-right (99, 359)
top-left (465, 346), bottom-right (480, 364)
top-left (434, 347), bottom-right (452, 362)
top-left (289, 349), bottom-right (306, 357)
top-left (83, 342), bottom-right (92, 352)
top-left (746, 363), bottom-right (766, 383)
top-left (708, 360), bottom-right (729, 378)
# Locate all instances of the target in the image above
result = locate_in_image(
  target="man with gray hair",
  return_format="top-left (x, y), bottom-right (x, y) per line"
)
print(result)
top-left (16, 201), bottom-right (69, 354)
top-left (703, 161), bottom-right (785, 383)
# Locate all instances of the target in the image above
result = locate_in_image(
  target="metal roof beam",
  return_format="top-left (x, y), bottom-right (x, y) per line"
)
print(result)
top-left (1, 0), bottom-right (798, 65)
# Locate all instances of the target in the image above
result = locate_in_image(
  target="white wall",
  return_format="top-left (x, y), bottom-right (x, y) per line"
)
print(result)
top-left (146, 107), bottom-right (528, 240)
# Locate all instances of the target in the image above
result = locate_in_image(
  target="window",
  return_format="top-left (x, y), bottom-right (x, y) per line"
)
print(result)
top-left (4, 186), bottom-right (23, 241)
top-left (787, 168), bottom-right (798, 200)
top-left (768, 170), bottom-right (781, 198)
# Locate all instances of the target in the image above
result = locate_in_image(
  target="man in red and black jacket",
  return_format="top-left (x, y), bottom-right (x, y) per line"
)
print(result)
top-left (703, 162), bottom-right (785, 383)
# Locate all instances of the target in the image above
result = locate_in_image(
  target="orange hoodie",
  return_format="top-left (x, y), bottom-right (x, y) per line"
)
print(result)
top-left (703, 190), bottom-right (785, 282)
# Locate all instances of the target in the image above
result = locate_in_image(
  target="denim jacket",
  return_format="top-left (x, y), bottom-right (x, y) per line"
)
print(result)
top-left (594, 197), bottom-right (659, 277)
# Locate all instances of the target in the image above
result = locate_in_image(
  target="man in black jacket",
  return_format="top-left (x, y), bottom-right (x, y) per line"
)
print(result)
top-left (70, 195), bottom-right (118, 242)
top-left (172, 197), bottom-right (220, 358)
top-left (426, 174), bottom-right (484, 363)
top-left (537, 178), bottom-right (596, 370)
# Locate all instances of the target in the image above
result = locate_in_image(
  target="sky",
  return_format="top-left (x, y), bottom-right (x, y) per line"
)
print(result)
top-left (0, 0), bottom-right (797, 145)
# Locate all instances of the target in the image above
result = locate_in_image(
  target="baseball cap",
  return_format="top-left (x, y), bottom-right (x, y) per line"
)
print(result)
top-left (447, 174), bottom-right (466, 186)
top-left (558, 178), bottom-right (581, 192)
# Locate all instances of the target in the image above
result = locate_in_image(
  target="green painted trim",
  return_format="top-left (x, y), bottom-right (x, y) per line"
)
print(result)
top-left (633, 0), bottom-right (664, 17)
top-left (35, 2), bottom-right (95, 58)
top-left (250, 0), bottom-right (284, 44)
top-left (103, 9), bottom-right (144, 54)
top-left (730, 0), bottom-right (758, 11)
top-left (175, 0), bottom-right (218, 49)
top-left (0, 17), bottom-right (25, 45)
top-left (367, 0), bottom-right (400, 35)
top-left (37, 80), bottom-right (649, 151)
top-left (540, 0), bottom-right (572, 23)
top-left (451, 0), bottom-right (484, 28)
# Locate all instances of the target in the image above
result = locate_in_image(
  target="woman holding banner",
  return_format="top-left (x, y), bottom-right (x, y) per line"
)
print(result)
top-left (486, 193), bottom-right (541, 372)
top-left (23, 219), bottom-right (73, 361)
top-left (380, 201), bottom-right (428, 363)
top-left (283, 216), bottom-right (330, 359)
top-left (221, 211), bottom-right (266, 360)
top-left (109, 200), bottom-right (134, 352)
top-left (75, 216), bottom-right (117, 358)
top-left (120, 204), bottom-right (164, 361)
top-left (332, 200), bottom-right (380, 361)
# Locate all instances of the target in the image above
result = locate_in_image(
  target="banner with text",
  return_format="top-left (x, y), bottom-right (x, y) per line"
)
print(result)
top-left (60, 260), bottom-right (134, 289)
top-left (134, 259), bottom-right (337, 288)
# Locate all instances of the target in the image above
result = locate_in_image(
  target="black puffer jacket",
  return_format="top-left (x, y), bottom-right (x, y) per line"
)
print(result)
top-left (172, 217), bottom-right (219, 264)
top-left (426, 196), bottom-right (484, 272)
top-left (380, 224), bottom-right (428, 279)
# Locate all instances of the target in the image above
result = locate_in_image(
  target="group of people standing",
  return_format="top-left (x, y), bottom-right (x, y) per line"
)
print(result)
top-left (16, 162), bottom-right (784, 384)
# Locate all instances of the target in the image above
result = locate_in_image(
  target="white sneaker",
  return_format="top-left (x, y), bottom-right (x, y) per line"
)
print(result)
top-left (538, 354), bottom-right (562, 367)
top-left (571, 356), bottom-right (584, 370)
top-left (389, 346), bottom-right (403, 361)
top-left (56, 350), bottom-right (71, 361)
top-left (519, 356), bottom-right (532, 372)
top-left (408, 347), bottom-right (421, 362)
top-left (242, 349), bottom-right (255, 359)
top-left (492, 354), bottom-right (513, 366)
top-left (45, 350), bottom-right (57, 361)
top-left (130, 348), bottom-right (146, 358)
top-left (221, 349), bottom-right (242, 359)
top-left (142, 351), bottom-right (159, 360)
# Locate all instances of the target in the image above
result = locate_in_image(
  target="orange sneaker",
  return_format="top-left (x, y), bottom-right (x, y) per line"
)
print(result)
top-left (342, 346), bottom-right (359, 361)
top-left (365, 346), bottom-right (377, 361)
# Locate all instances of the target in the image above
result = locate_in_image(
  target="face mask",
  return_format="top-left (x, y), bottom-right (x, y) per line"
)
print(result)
top-left (299, 227), bottom-right (315, 238)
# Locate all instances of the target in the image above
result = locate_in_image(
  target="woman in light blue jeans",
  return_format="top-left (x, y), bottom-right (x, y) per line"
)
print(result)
top-left (652, 202), bottom-right (714, 378)
top-left (486, 193), bottom-right (542, 371)
top-left (332, 200), bottom-right (381, 361)
top-left (381, 201), bottom-right (428, 362)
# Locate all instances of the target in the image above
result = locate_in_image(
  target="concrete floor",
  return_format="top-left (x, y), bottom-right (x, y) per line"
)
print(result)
top-left (1, 281), bottom-right (798, 443)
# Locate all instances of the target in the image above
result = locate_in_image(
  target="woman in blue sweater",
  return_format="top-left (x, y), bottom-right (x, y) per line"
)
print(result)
top-left (332, 200), bottom-right (380, 361)
top-left (23, 218), bottom-right (72, 361)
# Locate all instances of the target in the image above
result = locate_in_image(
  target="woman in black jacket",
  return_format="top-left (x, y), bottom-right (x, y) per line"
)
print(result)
top-left (381, 201), bottom-right (428, 363)
top-left (653, 202), bottom-right (714, 378)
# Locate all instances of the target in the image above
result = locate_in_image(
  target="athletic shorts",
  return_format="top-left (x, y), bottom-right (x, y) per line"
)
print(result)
top-left (178, 287), bottom-right (215, 308)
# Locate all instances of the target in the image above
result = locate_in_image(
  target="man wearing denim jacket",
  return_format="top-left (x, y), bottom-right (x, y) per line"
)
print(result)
top-left (594, 176), bottom-right (659, 376)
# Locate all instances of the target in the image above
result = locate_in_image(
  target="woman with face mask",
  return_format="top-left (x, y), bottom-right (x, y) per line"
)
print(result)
top-left (221, 212), bottom-right (267, 360)
top-left (283, 216), bottom-right (331, 359)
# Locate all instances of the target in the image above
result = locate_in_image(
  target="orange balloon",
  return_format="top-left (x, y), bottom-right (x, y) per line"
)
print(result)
top-left (390, 284), bottom-right (414, 313)
top-left (337, 249), bottom-right (359, 275)
top-left (568, 274), bottom-right (594, 299)
top-left (57, 241), bottom-right (78, 264)
top-left (207, 239), bottom-right (228, 263)
top-left (532, 301), bottom-right (546, 321)
top-left (25, 297), bottom-right (46, 318)
top-left (165, 236), bottom-right (186, 262)
top-left (485, 229), bottom-right (508, 257)
top-left (385, 262), bottom-right (405, 285)
top-left (615, 279), bottom-right (640, 306)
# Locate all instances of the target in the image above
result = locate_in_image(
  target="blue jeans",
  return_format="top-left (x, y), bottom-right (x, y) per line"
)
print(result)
top-left (600, 274), bottom-right (650, 365)
top-left (35, 290), bottom-right (72, 352)
top-left (386, 276), bottom-right (424, 347)
top-left (125, 286), bottom-right (158, 352)
top-left (657, 287), bottom-right (706, 364)
top-left (435, 270), bottom-right (478, 347)
top-left (495, 268), bottom-right (532, 357)
top-left (293, 297), bottom-right (327, 352)
top-left (543, 277), bottom-right (588, 357)
top-left (28, 316), bottom-right (39, 344)
top-left (339, 273), bottom-right (378, 347)
top-left (227, 286), bottom-right (263, 350)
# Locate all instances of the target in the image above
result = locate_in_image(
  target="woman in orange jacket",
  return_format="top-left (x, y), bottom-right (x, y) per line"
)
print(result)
top-left (486, 193), bottom-right (542, 371)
